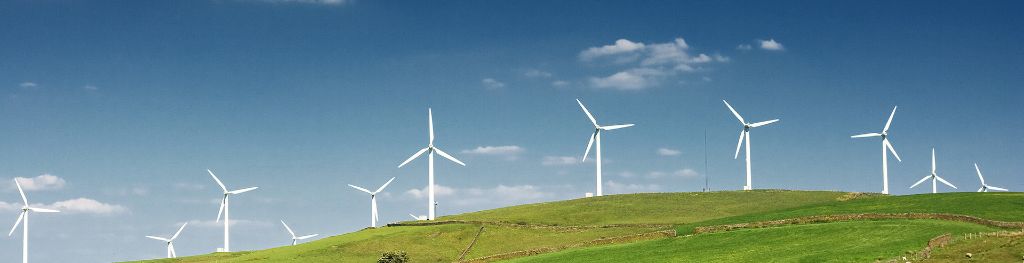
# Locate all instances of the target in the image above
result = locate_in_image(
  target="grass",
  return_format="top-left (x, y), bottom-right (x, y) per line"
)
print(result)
top-left (126, 191), bottom-right (1024, 262)
top-left (922, 232), bottom-right (1024, 262)
top-left (508, 219), bottom-right (999, 263)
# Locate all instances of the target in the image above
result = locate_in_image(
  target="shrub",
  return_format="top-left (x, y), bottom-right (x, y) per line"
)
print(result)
top-left (378, 251), bottom-right (408, 263)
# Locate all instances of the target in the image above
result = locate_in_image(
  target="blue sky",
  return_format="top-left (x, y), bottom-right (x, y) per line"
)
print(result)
top-left (1, 0), bottom-right (1022, 261)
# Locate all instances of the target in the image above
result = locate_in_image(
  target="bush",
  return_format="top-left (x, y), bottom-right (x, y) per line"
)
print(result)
top-left (378, 251), bottom-right (408, 263)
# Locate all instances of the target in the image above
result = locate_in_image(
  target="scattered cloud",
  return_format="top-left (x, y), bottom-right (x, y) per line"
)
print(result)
top-left (675, 168), bottom-right (700, 178)
top-left (580, 37), bottom-right (728, 90)
top-left (579, 39), bottom-right (646, 61)
top-left (603, 180), bottom-right (661, 194)
top-left (10, 174), bottom-right (67, 191)
top-left (541, 156), bottom-right (578, 166)
top-left (83, 85), bottom-right (98, 91)
top-left (103, 186), bottom-right (149, 197)
top-left (737, 44), bottom-right (752, 51)
top-left (481, 78), bottom-right (506, 90)
top-left (524, 69), bottom-right (553, 78)
top-left (657, 148), bottom-right (681, 156)
top-left (759, 39), bottom-right (784, 51)
top-left (618, 171), bottom-right (637, 178)
top-left (461, 145), bottom-right (525, 160)
top-left (19, 82), bottom-right (38, 89)
top-left (42, 198), bottom-right (127, 215)
top-left (404, 184), bottom-right (456, 199)
top-left (551, 80), bottom-right (570, 88)
top-left (173, 183), bottom-right (206, 191)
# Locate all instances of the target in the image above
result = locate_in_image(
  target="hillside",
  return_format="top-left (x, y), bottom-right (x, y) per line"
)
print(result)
top-left (130, 190), bottom-right (1024, 262)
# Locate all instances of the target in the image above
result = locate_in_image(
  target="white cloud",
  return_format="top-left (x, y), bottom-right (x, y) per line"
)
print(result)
top-left (589, 68), bottom-right (666, 90)
top-left (103, 186), bottom-right (149, 197)
top-left (524, 69), bottom-right (553, 78)
top-left (759, 39), bottom-right (784, 51)
top-left (173, 183), bottom-right (206, 191)
top-left (657, 148), bottom-right (681, 156)
top-left (551, 80), bottom-right (570, 88)
top-left (541, 156), bottom-right (578, 166)
top-left (247, 0), bottom-right (349, 5)
top-left (482, 78), bottom-right (506, 90)
top-left (10, 174), bottom-right (67, 191)
top-left (404, 184), bottom-right (456, 199)
top-left (579, 39), bottom-right (646, 61)
top-left (1, 198), bottom-right (129, 215)
top-left (0, 201), bottom-right (19, 211)
top-left (461, 145), bottom-right (525, 160)
top-left (19, 82), bottom-right (38, 88)
top-left (604, 180), bottom-right (661, 194)
top-left (674, 168), bottom-right (700, 178)
top-left (737, 44), bottom-right (752, 51)
top-left (83, 85), bottom-right (98, 91)
top-left (618, 171), bottom-right (637, 178)
top-left (187, 219), bottom-right (271, 228)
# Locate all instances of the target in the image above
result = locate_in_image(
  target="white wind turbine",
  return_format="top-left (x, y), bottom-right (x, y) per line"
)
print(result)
top-left (207, 169), bottom-right (258, 252)
top-left (974, 163), bottom-right (1008, 192)
top-left (398, 108), bottom-right (465, 220)
top-left (851, 106), bottom-right (901, 194)
top-left (577, 99), bottom-right (634, 197)
top-left (145, 222), bottom-right (188, 258)
top-left (8, 179), bottom-right (60, 263)
top-left (349, 177), bottom-right (396, 227)
top-left (910, 148), bottom-right (957, 193)
top-left (280, 220), bottom-right (317, 246)
top-left (723, 100), bottom-right (779, 191)
top-left (409, 214), bottom-right (427, 221)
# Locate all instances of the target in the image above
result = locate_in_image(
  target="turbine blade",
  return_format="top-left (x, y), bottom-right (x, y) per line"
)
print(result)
top-left (935, 175), bottom-right (956, 189)
top-left (978, 187), bottom-right (985, 192)
top-left (722, 100), bottom-right (745, 124)
top-left (145, 236), bottom-right (170, 242)
top-left (208, 169), bottom-right (228, 192)
top-left (9, 212), bottom-right (24, 236)
top-left (434, 148), bottom-right (466, 166)
top-left (14, 179), bottom-right (28, 205)
top-left (296, 234), bottom-right (318, 240)
top-left (576, 99), bottom-right (598, 127)
top-left (410, 214), bottom-right (419, 220)
top-left (734, 130), bottom-right (745, 159)
top-left (988, 186), bottom-right (1008, 191)
top-left (171, 222), bottom-right (188, 240)
top-left (374, 177), bottom-right (397, 194)
top-left (582, 131), bottom-right (596, 162)
top-left (349, 184), bottom-right (372, 194)
top-left (909, 175), bottom-right (930, 189)
top-left (28, 207), bottom-right (59, 213)
top-left (601, 124), bottom-right (634, 130)
top-left (428, 108), bottom-right (434, 144)
top-left (931, 148), bottom-right (936, 173)
top-left (749, 119), bottom-right (779, 128)
top-left (974, 163), bottom-right (985, 184)
top-left (884, 139), bottom-right (901, 162)
top-left (851, 133), bottom-right (882, 138)
top-left (216, 197), bottom-right (226, 222)
top-left (280, 220), bottom-right (295, 237)
top-left (398, 147), bottom-right (429, 168)
top-left (883, 106), bottom-right (897, 132)
top-left (228, 186), bottom-right (258, 195)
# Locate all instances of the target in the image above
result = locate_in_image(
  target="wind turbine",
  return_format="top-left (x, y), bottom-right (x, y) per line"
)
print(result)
top-left (409, 214), bottom-right (426, 221)
top-left (208, 169), bottom-right (258, 252)
top-left (348, 177), bottom-right (396, 227)
top-left (8, 179), bottom-right (60, 263)
top-left (910, 148), bottom-right (957, 193)
top-left (851, 106), bottom-right (902, 194)
top-left (398, 108), bottom-right (465, 220)
top-left (577, 99), bottom-right (634, 196)
top-left (145, 222), bottom-right (188, 258)
top-left (280, 221), bottom-right (317, 246)
top-left (722, 100), bottom-right (779, 191)
top-left (974, 163), bottom-right (1008, 192)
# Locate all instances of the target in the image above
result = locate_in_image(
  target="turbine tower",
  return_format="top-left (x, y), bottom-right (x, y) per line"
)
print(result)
top-left (280, 221), bottom-right (317, 246)
top-left (208, 169), bottom-right (258, 252)
top-left (909, 148), bottom-right (957, 193)
top-left (851, 106), bottom-right (902, 194)
top-left (7, 178), bottom-right (60, 263)
top-left (974, 163), bottom-right (1008, 192)
top-left (145, 222), bottom-right (188, 258)
top-left (348, 177), bottom-right (396, 227)
top-left (398, 108), bottom-right (465, 220)
top-left (577, 98), bottom-right (634, 196)
top-left (723, 100), bottom-right (779, 191)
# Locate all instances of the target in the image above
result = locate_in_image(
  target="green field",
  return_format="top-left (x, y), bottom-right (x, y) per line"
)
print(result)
top-left (129, 190), bottom-right (1024, 263)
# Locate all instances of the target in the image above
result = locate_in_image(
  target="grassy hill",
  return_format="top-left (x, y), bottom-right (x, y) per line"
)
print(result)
top-left (130, 190), bottom-right (1024, 262)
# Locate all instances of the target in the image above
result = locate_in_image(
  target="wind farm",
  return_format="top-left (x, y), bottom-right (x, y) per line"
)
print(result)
top-left (3, 1), bottom-right (1023, 263)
